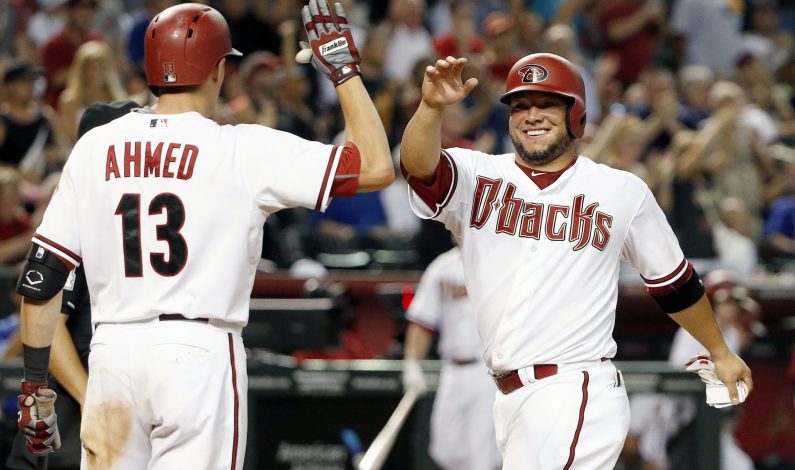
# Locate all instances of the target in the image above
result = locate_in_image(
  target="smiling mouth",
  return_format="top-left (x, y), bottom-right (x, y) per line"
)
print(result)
top-left (524, 129), bottom-right (549, 137)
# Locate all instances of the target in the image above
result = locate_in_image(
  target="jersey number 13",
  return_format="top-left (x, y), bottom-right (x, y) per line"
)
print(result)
top-left (115, 193), bottom-right (187, 277)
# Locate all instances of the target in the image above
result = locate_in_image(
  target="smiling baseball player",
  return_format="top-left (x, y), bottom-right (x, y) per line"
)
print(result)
top-left (399, 53), bottom-right (752, 469)
top-left (14, 2), bottom-right (392, 468)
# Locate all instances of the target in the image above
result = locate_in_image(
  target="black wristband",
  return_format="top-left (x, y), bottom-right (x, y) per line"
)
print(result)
top-left (22, 344), bottom-right (51, 383)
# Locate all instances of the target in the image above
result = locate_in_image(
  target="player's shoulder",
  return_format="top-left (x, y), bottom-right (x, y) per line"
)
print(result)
top-left (577, 156), bottom-right (649, 191)
top-left (442, 147), bottom-right (514, 170)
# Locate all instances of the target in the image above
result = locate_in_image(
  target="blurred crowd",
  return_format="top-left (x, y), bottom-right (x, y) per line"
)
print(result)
top-left (1, 0), bottom-right (795, 281)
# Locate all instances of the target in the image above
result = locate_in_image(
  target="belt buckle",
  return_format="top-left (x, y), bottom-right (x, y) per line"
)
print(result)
top-left (491, 372), bottom-right (508, 390)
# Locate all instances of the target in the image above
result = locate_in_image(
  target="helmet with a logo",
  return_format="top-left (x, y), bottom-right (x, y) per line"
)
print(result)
top-left (144, 3), bottom-right (242, 95)
top-left (499, 53), bottom-right (586, 139)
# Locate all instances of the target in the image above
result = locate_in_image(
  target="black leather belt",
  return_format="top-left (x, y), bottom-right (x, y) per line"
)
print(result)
top-left (158, 314), bottom-right (209, 323)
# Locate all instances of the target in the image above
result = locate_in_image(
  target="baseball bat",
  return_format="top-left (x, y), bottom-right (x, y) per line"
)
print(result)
top-left (357, 387), bottom-right (421, 470)
top-left (34, 389), bottom-right (57, 470)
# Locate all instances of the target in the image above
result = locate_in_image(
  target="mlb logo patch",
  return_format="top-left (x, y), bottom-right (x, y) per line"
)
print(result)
top-left (150, 118), bottom-right (168, 128)
top-left (35, 246), bottom-right (45, 259)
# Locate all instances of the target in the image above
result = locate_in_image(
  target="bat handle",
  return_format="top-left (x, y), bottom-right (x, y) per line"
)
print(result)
top-left (34, 388), bottom-right (57, 418)
top-left (34, 389), bottom-right (57, 470)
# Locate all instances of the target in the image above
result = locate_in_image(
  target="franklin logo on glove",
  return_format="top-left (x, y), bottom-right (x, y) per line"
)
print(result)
top-left (321, 38), bottom-right (348, 56)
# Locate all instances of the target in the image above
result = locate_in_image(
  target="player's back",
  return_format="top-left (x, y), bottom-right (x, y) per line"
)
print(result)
top-left (59, 111), bottom-right (266, 326)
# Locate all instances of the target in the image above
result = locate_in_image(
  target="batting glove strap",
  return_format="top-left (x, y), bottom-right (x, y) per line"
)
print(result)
top-left (302, 0), bottom-right (361, 86)
top-left (20, 379), bottom-right (47, 396)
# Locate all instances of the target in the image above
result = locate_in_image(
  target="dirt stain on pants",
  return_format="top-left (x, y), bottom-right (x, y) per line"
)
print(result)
top-left (81, 401), bottom-right (131, 470)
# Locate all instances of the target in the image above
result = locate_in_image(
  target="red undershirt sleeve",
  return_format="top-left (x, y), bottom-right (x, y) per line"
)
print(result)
top-left (400, 151), bottom-right (456, 209)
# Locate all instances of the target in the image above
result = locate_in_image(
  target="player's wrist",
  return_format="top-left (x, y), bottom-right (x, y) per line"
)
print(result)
top-left (22, 344), bottom-right (51, 384)
top-left (331, 64), bottom-right (361, 87)
top-left (708, 345), bottom-right (732, 362)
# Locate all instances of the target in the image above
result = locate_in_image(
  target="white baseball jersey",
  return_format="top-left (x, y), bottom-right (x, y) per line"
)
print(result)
top-left (407, 246), bottom-right (484, 361)
top-left (407, 150), bottom-right (690, 372)
top-left (34, 110), bottom-right (345, 326)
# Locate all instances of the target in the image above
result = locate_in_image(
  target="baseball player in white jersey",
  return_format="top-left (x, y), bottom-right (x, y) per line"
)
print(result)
top-left (399, 53), bottom-right (753, 469)
top-left (402, 246), bottom-right (500, 470)
top-left (13, 2), bottom-right (393, 468)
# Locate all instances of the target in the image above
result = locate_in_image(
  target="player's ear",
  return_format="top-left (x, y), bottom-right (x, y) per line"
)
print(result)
top-left (211, 58), bottom-right (226, 85)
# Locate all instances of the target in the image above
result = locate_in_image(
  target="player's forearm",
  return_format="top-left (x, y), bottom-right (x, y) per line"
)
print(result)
top-left (668, 294), bottom-right (732, 359)
top-left (20, 293), bottom-right (62, 348)
top-left (49, 313), bottom-right (88, 407)
top-left (336, 76), bottom-right (394, 192)
top-left (400, 101), bottom-right (444, 183)
top-left (404, 323), bottom-right (434, 360)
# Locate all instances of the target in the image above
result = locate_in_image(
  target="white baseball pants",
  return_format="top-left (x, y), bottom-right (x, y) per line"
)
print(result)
top-left (80, 318), bottom-right (247, 470)
top-left (493, 360), bottom-right (629, 469)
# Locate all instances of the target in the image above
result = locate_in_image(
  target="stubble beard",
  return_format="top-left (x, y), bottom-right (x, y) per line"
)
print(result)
top-left (512, 131), bottom-right (575, 167)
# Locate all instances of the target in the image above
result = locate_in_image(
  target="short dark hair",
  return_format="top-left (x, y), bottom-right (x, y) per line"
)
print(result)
top-left (151, 84), bottom-right (202, 97)
top-left (3, 62), bottom-right (41, 84)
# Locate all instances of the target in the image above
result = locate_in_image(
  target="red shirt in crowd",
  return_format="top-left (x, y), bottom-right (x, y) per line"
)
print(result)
top-left (40, 30), bottom-right (102, 108)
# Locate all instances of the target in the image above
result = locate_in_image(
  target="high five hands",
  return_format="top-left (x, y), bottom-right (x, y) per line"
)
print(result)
top-left (421, 57), bottom-right (479, 109)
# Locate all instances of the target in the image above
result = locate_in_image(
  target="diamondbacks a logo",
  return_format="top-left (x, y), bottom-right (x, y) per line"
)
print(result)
top-left (320, 37), bottom-right (348, 56)
top-left (518, 64), bottom-right (549, 83)
top-left (163, 62), bottom-right (177, 83)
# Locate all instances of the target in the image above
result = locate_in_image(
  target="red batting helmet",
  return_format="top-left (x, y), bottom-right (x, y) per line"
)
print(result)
top-left (144, 3), bottom-right (242, 94)
top-left (500, 53), bottom-right (586, 139)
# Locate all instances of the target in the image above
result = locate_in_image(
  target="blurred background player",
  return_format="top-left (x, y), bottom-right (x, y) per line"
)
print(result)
top-left (402, 244), bottom-right (500, 470)
top-left (6, 100), bottom-right (137, 470)
top-left (626, 269), bottom-right (762, 469)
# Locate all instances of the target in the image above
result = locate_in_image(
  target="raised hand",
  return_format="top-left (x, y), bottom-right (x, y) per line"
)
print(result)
top-left (422, 56), bottom-right (478, 109)
top-left (299, 0), bottom-right (361, 86)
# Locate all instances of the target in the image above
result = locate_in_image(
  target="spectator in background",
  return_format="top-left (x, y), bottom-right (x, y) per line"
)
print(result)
top-left (741, 0), bottom-right (793, 73)
top-left (40, 0), bottom-right (101, 108)
top-left (126, 0), bottom-right (177, 70)
top-left (677, 65), bottom-right (715, 130)
top-left (762, 161), bottom-right (795, 259)
top-left (669, 0), bottom-right (745, 75)
top-left (218, 0), bottom-right (281, 56)
top-left (226, 51), bottom-right (281, 127)
top-left (597, 0), bottom-right (665, 87)
top-left (480, 10), bottom-right (521, 81)
top-left (0, 62), bottom-right (60, 182)
top-left (0, 168), bottom-right (35, 265)
top-left (384, 0), bottom-right (434, 82)
top-left (56, 40), bottom-right (126, 144)
top-left (513, 9), bottom-right (545, 56)
top-left (544, 23), bottom-right (602, 123)
top-left (26, 0), bottom-right (65, 47)
top-left (432, 0), bottom-right (484, 58)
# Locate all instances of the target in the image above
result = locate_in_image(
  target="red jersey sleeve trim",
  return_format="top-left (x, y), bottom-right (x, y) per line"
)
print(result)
top-left (314, 145), bottom-right (340, 211)
top-left (402, 150), bottom-right (458, 218)
top-left (330, 141), bottom-right (361, 197)
top-left (643, 259), bottom-right (693, 296)
top-left (31, 234), bottom-right (80, 269)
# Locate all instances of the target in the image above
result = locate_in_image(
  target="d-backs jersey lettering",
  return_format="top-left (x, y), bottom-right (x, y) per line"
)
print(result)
top-left (405, 148), bottom-right (691, 371)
